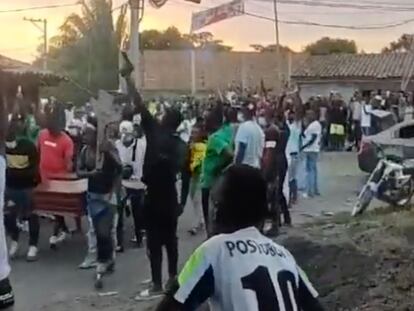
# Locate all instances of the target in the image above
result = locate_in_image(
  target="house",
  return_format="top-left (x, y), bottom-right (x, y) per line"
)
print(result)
top-left (292, 53), bottom-right (414, 102)
top-left (0, 54), bottom-right (62, 110)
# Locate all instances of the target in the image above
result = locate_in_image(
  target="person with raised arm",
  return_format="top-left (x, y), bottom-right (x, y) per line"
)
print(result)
top-left (121, 53), bottom-right (187, 300)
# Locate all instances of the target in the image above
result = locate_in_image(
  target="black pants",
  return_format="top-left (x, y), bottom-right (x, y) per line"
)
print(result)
top-left (5, 188), bottom-right (40, 246)
top-left (201, 188), bottom-right (210, 234)
top-left (121, 188), bottom-right (144, 245)
top-left (353, 120), bottom-right (362, 147)
top-left (53, 216), bottom-right (69, 236)
top-left (92, 208), bottom-right (114, 263)
top-left (146, 218), bottom-right (178, 288)
top-left (5, 213), bottom-right (39, 246)
top-left (277, 158), bottom-right (291, 225)
top-left (180, 167), bottom-right (191, 207)
top-left (116, 205), bottom-right (124, 248)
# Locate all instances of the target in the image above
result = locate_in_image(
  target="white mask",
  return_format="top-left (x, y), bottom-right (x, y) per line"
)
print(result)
top-left (257, 117), bottom-right (267, 127)
top-left (237, 112), bottom-right (245, 122)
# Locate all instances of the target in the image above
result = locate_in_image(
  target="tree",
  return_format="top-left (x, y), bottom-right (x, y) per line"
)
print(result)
top-left (382, 34), bottom-right (414, 53)
top-left (304, 37), bottom-right (357, 55)
top-left (36, 0), bottom-right (127, 104)
top-left (250, 44), bottom-right (293, 53)
top-left (185, 32), bottom-right (232, 51)
top-left (140, 28), bottom-right (232, 51)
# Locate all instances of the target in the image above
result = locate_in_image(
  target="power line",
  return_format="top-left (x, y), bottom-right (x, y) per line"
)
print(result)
top-left (171, 0), bottom-right (414, 30)
top-left (273, 0), bottom-right (414, 12)
top-left (0, 2), bottom-right (80, 14)
top-left (250, 1), bottom-right (411, 15)
top-left (246, 10), bottom-right (414, 29)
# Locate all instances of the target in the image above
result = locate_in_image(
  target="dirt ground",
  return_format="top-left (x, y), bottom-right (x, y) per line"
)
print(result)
top-left (37, 207), bottom-right (414, 311)
top-left (283, 208), bottom-right (414, 311)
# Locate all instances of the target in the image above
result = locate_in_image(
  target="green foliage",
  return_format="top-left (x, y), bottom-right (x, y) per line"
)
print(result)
top-left (36, 0), bottom-right (123, 104)
top-left (141, 28), bottom-right (232, 51)
top-left (304, 37), bottom-right (357, 55)
top-left (382, 34), bottom-right (413, 53)
top-left (35, 1), bottom-right (231, 103)
top-left (250, 44), bottom-right (292, 53)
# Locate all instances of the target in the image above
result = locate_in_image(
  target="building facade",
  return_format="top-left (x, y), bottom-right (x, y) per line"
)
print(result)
top-left (292, 53), bottom-right (414, 102)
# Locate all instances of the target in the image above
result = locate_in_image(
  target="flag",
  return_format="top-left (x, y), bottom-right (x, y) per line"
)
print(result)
top-left (191, 0), bottom-right (244, 32)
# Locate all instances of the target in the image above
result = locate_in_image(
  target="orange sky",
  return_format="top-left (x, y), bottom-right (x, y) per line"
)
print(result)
top-left (1, 0), bottom-right (414, 62)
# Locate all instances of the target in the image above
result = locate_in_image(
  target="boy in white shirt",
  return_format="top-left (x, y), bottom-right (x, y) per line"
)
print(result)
top-left (301, 110), bottom-right (322, 198)
top-left (155, 165), bottom-right (324, 311)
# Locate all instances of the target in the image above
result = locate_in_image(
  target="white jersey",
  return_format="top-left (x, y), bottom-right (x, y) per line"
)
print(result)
top-left (235, 121), bottom-right (265, 169)
top-left (174, 227), bottom-right (319, 311)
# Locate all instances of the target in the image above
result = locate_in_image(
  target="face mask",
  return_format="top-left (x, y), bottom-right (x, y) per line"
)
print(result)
top-left (257, 117), bottom-right (267, 127)
top-left (121, 133), bottom-right (134, 147)
top-left (6, 141), bottom-right (17, 149)
top-left (237, 113), bottom-right (245, 122)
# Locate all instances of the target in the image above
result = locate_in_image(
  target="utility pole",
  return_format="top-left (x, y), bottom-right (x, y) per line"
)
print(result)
top-left (129, 0), bottom-right (144, 89)
top-left (272, 0), bottom-right (281, 90)
top-left (24, 17), bottom-right (48, 71)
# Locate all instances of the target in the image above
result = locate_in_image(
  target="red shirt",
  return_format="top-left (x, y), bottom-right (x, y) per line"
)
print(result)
top-left (38, 129), bottom-right (74, 179)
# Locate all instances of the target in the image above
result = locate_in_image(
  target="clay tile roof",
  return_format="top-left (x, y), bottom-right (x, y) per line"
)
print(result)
top-left (0, 54), bottom-right (64, 85)
top-left (0, 54), bottom-right (28, 69)
top-left (292, 53), bottom-right (414, 80)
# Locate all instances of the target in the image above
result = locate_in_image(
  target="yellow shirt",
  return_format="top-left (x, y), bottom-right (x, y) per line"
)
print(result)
top-left (190, 142), bottom-right (207, 174)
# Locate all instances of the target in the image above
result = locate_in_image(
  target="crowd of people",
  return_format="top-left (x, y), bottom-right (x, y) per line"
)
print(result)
top-left (7, 59), bottom-right (414, 310)
top-left (3, 77), bottom-right (413, 309)
top-left (304, 90), bottom-right (413, 152)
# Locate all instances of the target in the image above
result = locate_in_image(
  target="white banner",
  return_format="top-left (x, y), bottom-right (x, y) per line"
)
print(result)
top-left (191, 0), bottom-right (245, 32)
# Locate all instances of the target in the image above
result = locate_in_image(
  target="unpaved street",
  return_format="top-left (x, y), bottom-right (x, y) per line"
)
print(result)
top-left (9, 152), bottom-right (365, 310)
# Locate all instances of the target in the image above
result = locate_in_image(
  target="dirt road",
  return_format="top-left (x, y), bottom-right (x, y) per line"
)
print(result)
top-left (10, 152), bottom-right (385, 310)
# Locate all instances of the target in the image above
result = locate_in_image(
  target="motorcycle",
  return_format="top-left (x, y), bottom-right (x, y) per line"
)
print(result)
top-left (352, 144), bottom-right (414, 216)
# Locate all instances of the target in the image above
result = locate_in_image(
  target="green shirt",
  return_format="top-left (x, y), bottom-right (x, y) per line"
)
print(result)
top-left (201, 123), bottom-right (233, 189)
top-left (18, 115), bottom-right (40, 144)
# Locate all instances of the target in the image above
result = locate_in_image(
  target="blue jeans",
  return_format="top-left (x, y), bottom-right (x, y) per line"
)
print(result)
top-left (305, 152), bottom-right (320, 196)
top-left (87, 193), bottom-right (114, 263)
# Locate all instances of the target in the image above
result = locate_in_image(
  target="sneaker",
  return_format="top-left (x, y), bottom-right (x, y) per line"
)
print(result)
top-left (96, 261), bottom-right (115, 274)
top-left (302, 193), bottom-right (309, 199)
top-left (115, 245), bottom-right (124, 253)
top-left (140, 278), bottom-right (152, 286)
top-left (49, 235), bottom-right (58, 247)
top-left (0, 278), bottom-right (14, 309)
top-left (79, 253), bottom-right (97, 269)
top-left (164, 277), bottom-right (178, 293)
top-left (8, 241), bottom-right (18, 259)
top-left (55, 231), bottom-right (68, 244)
top-left (134, 285), bottom-right (164, 301)
top-left (26, 246), bottom-right (38, 262)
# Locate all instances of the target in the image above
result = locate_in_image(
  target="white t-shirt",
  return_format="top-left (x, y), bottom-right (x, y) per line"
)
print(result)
top-left (361, 103), bottom-right (372, 128)
top-left (235, 120), bottom-right (265, 168)
top-left (174, 227), bottom-right (319, 311)
top-left (177, 119), bottom-right (192, 143)
top-left (352, 101), bottom-right (362, 121)
top-left (286, 121), bottom-right (301, 155)
top-left (115, 137), bottom-right (147, 190)
top-left (303, 121), bottom-right (322, 153)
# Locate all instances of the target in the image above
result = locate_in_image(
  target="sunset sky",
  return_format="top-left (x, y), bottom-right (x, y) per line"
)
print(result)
top-left (1, 0), bottom-right (414, 62)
